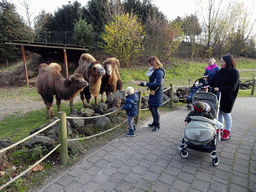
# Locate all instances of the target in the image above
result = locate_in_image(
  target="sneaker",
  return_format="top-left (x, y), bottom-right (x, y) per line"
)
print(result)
top-left (221, 129), bottom-right (231, 141)
top-left (125, 132), bottom-right (135, 137)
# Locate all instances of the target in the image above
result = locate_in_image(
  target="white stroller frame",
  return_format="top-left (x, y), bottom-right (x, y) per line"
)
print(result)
top-left (179, 91), bottom-right (221, 166)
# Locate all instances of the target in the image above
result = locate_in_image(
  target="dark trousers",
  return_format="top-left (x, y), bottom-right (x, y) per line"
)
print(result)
top-left (149, 106), bottom-right (160, 126)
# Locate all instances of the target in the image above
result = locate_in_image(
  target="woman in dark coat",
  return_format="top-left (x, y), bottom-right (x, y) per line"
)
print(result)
top-left (210, 54), bottom-right (239, 140)
top-left (139, 56), bottom-right (165, 132)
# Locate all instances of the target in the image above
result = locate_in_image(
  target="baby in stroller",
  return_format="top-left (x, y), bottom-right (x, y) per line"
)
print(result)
top-left (179, 101), bottom-right (223, 166)
top-left (185, 101), bottom-right (223, 129)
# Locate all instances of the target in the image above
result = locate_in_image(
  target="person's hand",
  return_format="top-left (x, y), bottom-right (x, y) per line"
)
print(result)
top-left (214, 87), bottom-right (219, 92)
top-left (138, 82), bottom-right (147, 86)
top-left (204, 75), bottom-right (207, 78)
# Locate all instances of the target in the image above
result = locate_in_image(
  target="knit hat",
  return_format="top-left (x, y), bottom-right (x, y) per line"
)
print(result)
top-left (193, 101), bottom-right (205, 112)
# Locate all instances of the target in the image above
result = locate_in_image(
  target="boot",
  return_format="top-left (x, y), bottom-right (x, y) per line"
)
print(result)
top-left (148, 122), bottom-right (156, 127)
top-left (221, 129), bottom-right (230, 141)
top-left (126, 129), bottom-right (135, 137)
top-left (152, 124), bottom-right (160, 132)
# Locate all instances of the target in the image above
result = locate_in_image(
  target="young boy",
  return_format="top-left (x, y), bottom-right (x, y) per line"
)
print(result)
top-left (122, 86), bottom-right (139, 137)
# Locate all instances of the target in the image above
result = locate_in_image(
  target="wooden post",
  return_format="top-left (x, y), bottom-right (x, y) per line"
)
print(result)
top-left (251, 74), bottom-right (255, 96)
top-left (135, 91), bottom-right (142, 124)
top-left (21, 45), bottom-right (29, 85)
top-left (170, 84), bottom-right (174, 108)
top-left (63, 48), bottom-right (69, 78)
top-left (58, 111), bottom-right (68, 164)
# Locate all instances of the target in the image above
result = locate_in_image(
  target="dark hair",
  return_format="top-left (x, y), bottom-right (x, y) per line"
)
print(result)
top-left (222, 54), bottom-right (236, 69)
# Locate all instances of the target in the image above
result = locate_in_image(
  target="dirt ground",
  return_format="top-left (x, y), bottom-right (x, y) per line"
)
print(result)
top-left (0, 88), bottom-right (82, 121)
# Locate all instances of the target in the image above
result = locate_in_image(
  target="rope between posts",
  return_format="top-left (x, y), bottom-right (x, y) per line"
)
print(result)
top-left (0, 119), bottom-right (60, 154)
top-left (66, 107), bottom-right (122, 120)
top-left (0, 144), bottom-right (61, 191)
top-left (67, 120), bottom-right (127, 142)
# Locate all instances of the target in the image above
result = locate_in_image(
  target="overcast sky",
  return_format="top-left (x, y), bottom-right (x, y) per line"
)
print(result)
top-left (9, 0), bottom-right (256, 30)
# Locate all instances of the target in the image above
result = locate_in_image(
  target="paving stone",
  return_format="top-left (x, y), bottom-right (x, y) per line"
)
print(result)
top-left (75, 173), bottom-right (92, 184)
top-left (56, 175), bottom-right (73, 186)
top-left (154, 158), bottom-right (169, 167)
top-left (77, 160), bottom-right (93, 170)
top-left (209, 180), bottom-right (228, 192)
top-left (229, 183), bottom-right (248, 192)
top-left (177, 171), bottom-right (194, 183)
top-left (135, 178), bottom-right (152, 191)
top-left (114, 181), bottom-right (134, 192)
top-left (63, 181), bottom-right (84, 192)
top-left (233, 164), bottom-right (249, 174)
top-left (230, 175), bottom-right (248, 187)
top-left (110, 159), bottom-right (125, 168)
top-left (86, 166), bottom-right (102, 176)
top-left (164, 165), bottom-right (180, 176)
top-left (158, 172), bottom-right (175, 185)
top-left (195, 171), bottom-right (212, 182)
top-left (92, 173), bottom-right (109, 184)
top-left (86, 155), bottom-right (102, 163)
top-left (131, 165), bottom-right (147, 175)
top-left (82, 181), bottom-right (100, 192)
top-left (100, 181), bottom-right (117, 192)
top-left (149, 164), bottom-right (165, 174)
top-left (95, 150), bottom-right (108, 157)
top-left (131, 154), bottom-right (144, 161)
top-left (138, 159), bottom-right (154, 168)
top-left (109, 172), bottom-right (125, 182)
top-left (151, 180), bottom-right (170, 192)
top-left (144, 154), bottom-right (158, 162)
top-left (117, 165), bottom-right (133, 174)
top-left (123, 172), bottom-right (141, 184)
top-left (192, 179), bottom-right (210, 192)
top-left (172, 179), bottom-right (190, 192)
top-left (44, 183), bottom-right (64, 192)
top-left (67, 167), bottom-right (85, 177)
top-left (125, 159), bottom-right (140, 167)
top-left (142, 170), bottom-right (159, 182)
top-left (99, 165), bottom-right (117, 176)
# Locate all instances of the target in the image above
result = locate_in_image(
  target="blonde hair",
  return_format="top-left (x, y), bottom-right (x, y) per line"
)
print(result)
top-left (148, 56), bottom-right (163, 69)
top-left (125, 86), bottom-right (134, 95)
top-left (209, 58), bottom-right (216, 65)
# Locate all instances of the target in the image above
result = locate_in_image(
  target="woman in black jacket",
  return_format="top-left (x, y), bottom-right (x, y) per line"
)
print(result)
top-left (138, 56), bottom-right (165, 132)
top-left (210, 54), bottom-right (239, 140)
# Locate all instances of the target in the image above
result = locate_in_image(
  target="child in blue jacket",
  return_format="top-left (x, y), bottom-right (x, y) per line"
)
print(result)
top-left (122, 86), bottom-right (139, 137)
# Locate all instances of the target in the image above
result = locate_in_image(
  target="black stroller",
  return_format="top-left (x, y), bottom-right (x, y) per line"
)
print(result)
top-left (179, 91), bottom-right (221, 166)
top-left (186, 77), bottom-right (208, 110)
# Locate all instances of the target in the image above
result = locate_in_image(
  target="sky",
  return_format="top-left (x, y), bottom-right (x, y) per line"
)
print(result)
top-left (9, 0), bottom-right (256, 29)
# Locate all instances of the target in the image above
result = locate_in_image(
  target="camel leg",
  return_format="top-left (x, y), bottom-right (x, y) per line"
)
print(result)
top-left (95, 96), bottom-right (98, 104)
top-left (70, 100), bottom-right (74, 113)
top-left (56, 96), bottom-right (61, 111)
top-left (80, 92), bottom-right (85, 107)
top-left (101, 93), bottom-right (104, 103)
top-left (46, 102), bottom-right (54, 119)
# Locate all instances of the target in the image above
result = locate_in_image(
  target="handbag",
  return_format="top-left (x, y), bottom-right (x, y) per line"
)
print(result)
top-left (150, 87), bottom-right (159, 95)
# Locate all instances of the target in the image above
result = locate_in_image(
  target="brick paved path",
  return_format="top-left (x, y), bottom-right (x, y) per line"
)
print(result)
top-left (36, 97), bottom-right (256, 192)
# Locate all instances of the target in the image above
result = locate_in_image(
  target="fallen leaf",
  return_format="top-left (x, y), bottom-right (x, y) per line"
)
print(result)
top-left (32, 164), bottom-right (44, 172)
top-left (0, 171), bottom-right (5, 176)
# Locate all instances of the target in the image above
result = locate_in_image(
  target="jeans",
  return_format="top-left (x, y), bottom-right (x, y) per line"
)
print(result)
top-left (127, 116), bottom-right (135, 130)
top-left (218, 110), bottom-right (232, 132)
top-left (149, 106), bottom-right (160, 126)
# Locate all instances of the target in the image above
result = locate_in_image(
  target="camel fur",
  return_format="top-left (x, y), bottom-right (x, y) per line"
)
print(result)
top-left (100, 57), bottom-right (123, 102)
top-left (78, 53), bottom-right (96, 66)
top-left (35, 63), bottom-right (89, 119)
top-left (74, 61), bottom-right (106, 105)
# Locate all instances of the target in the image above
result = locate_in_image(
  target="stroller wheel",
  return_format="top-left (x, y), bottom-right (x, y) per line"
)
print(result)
top-left (186, 104), bottom-right (192, 110)
top-left (180, 150), bottom-right (189, 158)
top-left (212, 157), bottom-right (220, 166)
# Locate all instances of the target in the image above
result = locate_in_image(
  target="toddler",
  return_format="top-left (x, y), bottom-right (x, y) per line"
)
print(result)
top-left (122, 86), bottom-right (139, 137)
